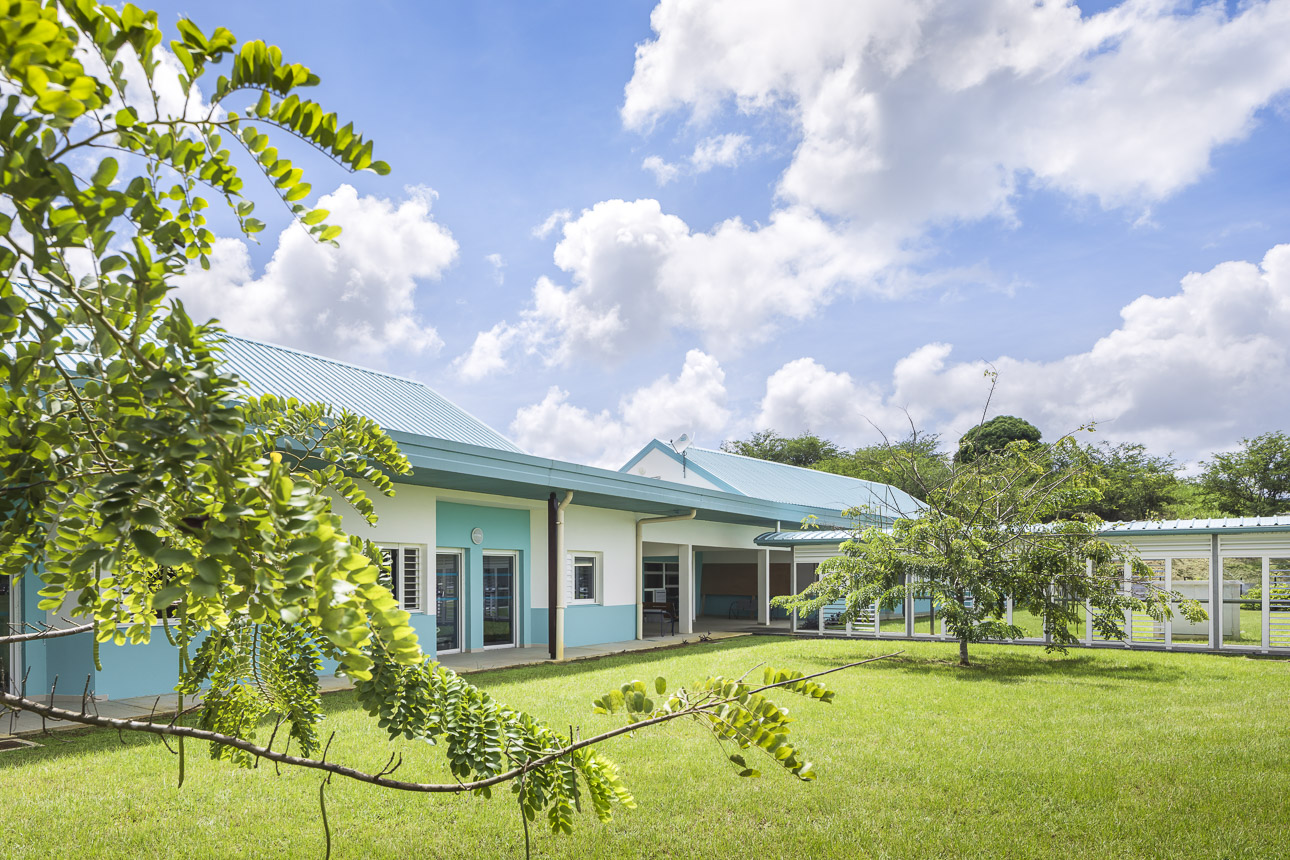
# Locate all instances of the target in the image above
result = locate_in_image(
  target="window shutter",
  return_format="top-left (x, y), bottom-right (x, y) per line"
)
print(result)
top-left (401, 547), bottom-right (421, 612)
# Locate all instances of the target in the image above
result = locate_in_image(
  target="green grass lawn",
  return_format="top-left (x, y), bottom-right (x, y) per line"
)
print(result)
top-left (3, 636), bottom-right (1290, 859)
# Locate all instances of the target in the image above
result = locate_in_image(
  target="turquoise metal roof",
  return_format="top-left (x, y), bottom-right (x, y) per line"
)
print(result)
top-left (1100, 515), bottom-right (1290, 535)
top-left (754, 530), bottom-right (854, 547)
top-left (631, 444), bottom-right (925, 522)
top-left (217, 335), bottom-right (523, 453)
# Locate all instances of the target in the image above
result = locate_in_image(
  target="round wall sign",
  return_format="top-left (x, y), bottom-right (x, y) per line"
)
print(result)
top-left (471, 527), bottom-right (483, 545)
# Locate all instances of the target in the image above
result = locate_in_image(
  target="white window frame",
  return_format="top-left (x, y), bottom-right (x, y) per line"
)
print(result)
top-left (379, 543), bottom-right (426, 614)
top-left (568, 551), bottom-right (602, 606)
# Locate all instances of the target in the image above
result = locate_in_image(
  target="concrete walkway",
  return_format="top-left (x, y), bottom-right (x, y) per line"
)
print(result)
top-left (3, 626), bottom-right (756, 738)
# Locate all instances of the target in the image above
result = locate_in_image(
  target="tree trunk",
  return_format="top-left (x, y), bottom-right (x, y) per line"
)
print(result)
top-left (959, 637), bottom-right (970, 667)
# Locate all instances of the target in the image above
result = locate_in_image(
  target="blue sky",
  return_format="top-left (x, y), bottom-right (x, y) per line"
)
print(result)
top-left (165, 0), bottom-right (1290, 468)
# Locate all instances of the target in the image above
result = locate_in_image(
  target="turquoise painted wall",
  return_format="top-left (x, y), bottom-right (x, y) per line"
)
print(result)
top-left (529, 608), bottom-right (547, 645)
top-left (564, 604), bottom-right (636, 648)
top-left (528, 605), bottom-right (636, 648)
top-left (437, 502), bottom-right (530, 650)
top-left (96, 633), bottom-right (204, 701)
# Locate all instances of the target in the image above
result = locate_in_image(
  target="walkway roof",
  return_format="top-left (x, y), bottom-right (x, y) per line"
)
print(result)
top-left (1100, 515), bottom-right (1290, 536)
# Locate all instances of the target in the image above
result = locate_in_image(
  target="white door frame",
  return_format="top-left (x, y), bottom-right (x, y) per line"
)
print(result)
top-left (481, 551), bottom-right (519, 650)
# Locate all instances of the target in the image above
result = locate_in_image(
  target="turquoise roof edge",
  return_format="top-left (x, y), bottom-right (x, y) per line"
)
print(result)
top-left (389, 430), bottom-right (868, 528)
top-left (756, 516), bottom-right (1290, 546)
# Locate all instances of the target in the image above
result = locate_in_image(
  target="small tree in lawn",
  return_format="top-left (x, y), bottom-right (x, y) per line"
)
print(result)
top-left (775, 401), bottom-right (1205, 666)
top-left (0, 3), bottom-right (886, 854)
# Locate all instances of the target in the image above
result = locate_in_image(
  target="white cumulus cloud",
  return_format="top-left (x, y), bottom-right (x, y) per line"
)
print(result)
top-left (755, 243), bottom-right (1290, 461)
top-left (176, 184), bottom-right (458, 363)
top-left (624, 0), bottom-right (1290, 225)
top-left (689, 133), bottom-right (750, 173)
top-left (469, 1), bottom-right (1290, 375)
top-left (455, 198), bottom-right (888, 376)
top-left (642, 155), bottom-right (681, 184)
top-left (509, 349), bottom-right (731, 468)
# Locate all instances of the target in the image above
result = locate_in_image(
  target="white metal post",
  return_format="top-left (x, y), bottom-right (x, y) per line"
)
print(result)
top-left (756, 549), bottom-right (770, 625)
top-left (1124, 560), bottom-right (1133, 648)
top-left (1164, 558), bottom-right (1173, 649)
top-left (1262, 555), bottom-right (1271, 653)
top-left (1211, 535), bottom-right (1221, 650)
top-left (1085, 558), bottom-right (1094, 645)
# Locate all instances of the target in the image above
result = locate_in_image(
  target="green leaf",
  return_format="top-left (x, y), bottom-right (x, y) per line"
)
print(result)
top-left (152, 585), bottom-right (186, 608)
top-left (131, 528), bottom-right (162, 557)
top-left (91, 156), bottom-right (119, 187)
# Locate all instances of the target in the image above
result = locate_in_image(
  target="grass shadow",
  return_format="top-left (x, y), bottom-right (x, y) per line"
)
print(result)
top-left (824, 647), bottom-right (1190, 686)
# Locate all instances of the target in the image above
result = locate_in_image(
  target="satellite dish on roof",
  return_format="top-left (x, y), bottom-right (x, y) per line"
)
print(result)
top-left (670, 433), bottom-right (692, 478)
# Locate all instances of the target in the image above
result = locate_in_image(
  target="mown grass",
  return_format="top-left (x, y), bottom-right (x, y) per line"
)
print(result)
top-left (3, 636), bottom-right (1289, 859)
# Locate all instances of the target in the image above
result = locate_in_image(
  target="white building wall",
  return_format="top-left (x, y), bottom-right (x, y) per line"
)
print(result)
top-left (563, 504), bottom-right (639, 606)
top-left (644, 519), bottom-right (772, 550)
top-left (623, 447), bottom-right (721, 490)
top-left (331, 483), bottom-right (438, 616)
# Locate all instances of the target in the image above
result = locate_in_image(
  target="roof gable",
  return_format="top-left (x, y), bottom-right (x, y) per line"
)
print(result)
top-left (622, 441), bottom-right (924, 521)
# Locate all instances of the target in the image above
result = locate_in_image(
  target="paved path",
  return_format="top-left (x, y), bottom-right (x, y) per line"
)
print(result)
top-left (3, 629), bottom-right (751, 738)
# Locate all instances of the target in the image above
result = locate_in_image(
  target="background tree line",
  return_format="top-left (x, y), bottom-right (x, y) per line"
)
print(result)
top-left (723, 419), bottom-right (1290, 521)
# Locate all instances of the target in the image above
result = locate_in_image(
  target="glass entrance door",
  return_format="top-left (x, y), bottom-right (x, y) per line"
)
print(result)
top-left (483, 554), bottom-right (515, 647)
top-left (435, 553), bottom-right (461, 654)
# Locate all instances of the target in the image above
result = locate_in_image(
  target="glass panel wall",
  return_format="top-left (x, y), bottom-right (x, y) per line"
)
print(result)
top-left (1270, 558), bottom-right (1290, 650)
top-left (1221, 557), bottom-right (1262, 649)
top-left (1170, 557), bottom-right (1211, 648)
top-left (1090, 561), bottom-right (1128, 643)
top-left (1130, 559), bottom-right (1166, 645)
top-left (793, 563), bottom-right (819, 632)
top-left (879, 590), bottom-right (906, 636)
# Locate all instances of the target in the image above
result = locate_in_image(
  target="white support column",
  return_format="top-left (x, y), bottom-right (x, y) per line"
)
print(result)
top-left (1262, 555), bottom-right (1271, 653)
top-left (1164, 558), bottom-right (1174, 649)
top-left (756, 549), bottom-right (770, 625)
top-left (1211, 535), bottom-right (1221, 650)
top-left (1085, 559), bottom-right (1094, 645)
top-left (677, 544), bottom-right (694, 635)
top-left (904, 575), bottom-right (914, 638)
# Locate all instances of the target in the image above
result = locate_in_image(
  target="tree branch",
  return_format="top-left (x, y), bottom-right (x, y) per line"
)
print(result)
top-left (0, 653), bottom-right (899, 792)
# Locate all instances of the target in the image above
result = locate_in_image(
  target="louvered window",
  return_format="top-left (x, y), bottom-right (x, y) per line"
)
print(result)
top-left (379, 545), bottom-right (423, 613)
